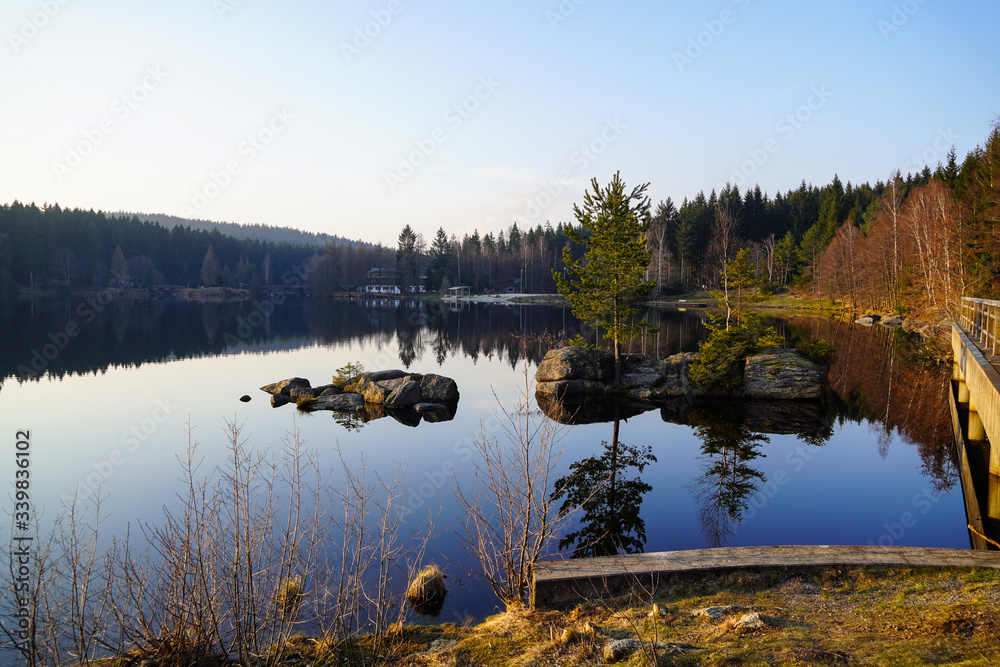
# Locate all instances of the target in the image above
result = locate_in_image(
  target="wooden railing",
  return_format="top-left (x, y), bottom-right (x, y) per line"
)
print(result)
top-left (961, 297), bottom-right (1000, 355)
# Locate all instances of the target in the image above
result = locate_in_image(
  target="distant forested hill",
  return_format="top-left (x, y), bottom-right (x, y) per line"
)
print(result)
top-left (0, 205), bottom-right (393, 294)
top-left (120, 212), bottom-right (371, 249)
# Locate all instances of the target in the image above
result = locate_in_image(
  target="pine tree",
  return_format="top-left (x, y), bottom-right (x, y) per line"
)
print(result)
top-left (428, 226), bottom-right (452, 291)
top-left (554, 172), bottom-right (654, 381)
top-left (396, 224), bottom-right (419, 292)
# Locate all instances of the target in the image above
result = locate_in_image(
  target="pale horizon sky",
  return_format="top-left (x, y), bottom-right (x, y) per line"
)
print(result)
top-left (2, 0), bottom-right (997, 246)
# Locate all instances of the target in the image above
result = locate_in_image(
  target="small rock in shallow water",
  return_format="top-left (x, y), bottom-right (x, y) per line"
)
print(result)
top-left (239, 395), bottom-right (251, 402)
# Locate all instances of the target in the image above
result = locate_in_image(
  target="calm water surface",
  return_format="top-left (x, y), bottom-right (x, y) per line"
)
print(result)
top-left (0, 297), bottom-right (964, 623)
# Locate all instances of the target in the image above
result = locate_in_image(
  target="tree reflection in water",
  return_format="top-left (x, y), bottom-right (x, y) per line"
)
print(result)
top-left (551, 406), bottom-right (656, 558)
top-left (685, 404), bottom-right (769, 547)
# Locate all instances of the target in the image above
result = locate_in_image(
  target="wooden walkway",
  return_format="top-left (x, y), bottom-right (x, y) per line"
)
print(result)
top-left (532, 545), bottom-right (1000, 609)
top-left (953, 323), bottom-right (1000, 473)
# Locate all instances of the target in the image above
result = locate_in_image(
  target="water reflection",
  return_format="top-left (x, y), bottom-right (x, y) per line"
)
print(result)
top-left (551, 407), bottom-right (656, 557)
top-left (685, 403), bottom-right (769, 547)
top-left (0, 298), bottom-right (709, 390)
top-left (0, 298), bottom-right (973, 549)
top-left (540, 393), bottom-right (835, 550)
top-left (785, 316), bottom-right (957, 493)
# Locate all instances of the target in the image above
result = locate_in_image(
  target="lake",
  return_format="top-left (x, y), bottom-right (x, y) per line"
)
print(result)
top-left (0, 296), bottom-right (965, 626)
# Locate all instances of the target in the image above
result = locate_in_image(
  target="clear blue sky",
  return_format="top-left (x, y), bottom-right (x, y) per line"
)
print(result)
top-left (2, 0), bottom-right (996, 245)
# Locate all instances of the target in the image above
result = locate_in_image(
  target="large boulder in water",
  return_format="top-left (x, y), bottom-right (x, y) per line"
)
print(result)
top-left (353, 377), bottom-right (387, 403)
top-left (743, 349), bottom-right (826, 400)
top-left (261, 377), bottom-right (310, 396)
top-left (355, 376), bottom-right (411, 403)
top-left (661, 353), bottom-right (697, 395)
top-left (360, 369), bottom-right (409, 383)
top-left (311, 393), bottom-right (365, 412)
top-left (535, 379), bottom-right (598, 402)
top-left (385, 380), bottom-right (423, 409)
top-left (420, 373), bottom-right (460, 401)
top-left (535, 347), bottom-right (615, 383)
top-left (620, 354), bottom-right (668, 387)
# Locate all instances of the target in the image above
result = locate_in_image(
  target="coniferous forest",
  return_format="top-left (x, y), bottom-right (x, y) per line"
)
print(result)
top-left (2, 121), bottom-right (998, 318)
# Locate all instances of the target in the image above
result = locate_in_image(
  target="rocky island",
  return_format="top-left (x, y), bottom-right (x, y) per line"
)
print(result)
top-left (261, 370), bottom-right (460, 426)
top-left (534, 346), bottom-right (828, 403)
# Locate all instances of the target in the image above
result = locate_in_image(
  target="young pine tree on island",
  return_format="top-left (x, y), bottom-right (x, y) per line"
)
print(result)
top-left (554, 172), bottom-right (654, 383)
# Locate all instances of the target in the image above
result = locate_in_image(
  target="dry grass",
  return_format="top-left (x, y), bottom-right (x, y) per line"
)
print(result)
top-left (273, 567), bottom-right (1000, 666)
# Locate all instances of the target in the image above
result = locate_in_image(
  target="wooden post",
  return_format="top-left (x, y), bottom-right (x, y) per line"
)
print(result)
top-left (993, 303), bottom-right (999, 355)
top-left (989, 475), bottom-right (1000, 521)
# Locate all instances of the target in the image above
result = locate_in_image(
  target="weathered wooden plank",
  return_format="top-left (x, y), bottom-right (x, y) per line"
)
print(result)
top-left (531, 545), bottom-right (1000, 609)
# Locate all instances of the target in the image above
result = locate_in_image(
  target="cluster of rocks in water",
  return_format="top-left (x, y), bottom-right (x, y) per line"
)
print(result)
top-left (260, 370), bottom-right (459, 426)
top-left (855, 313), bottom-right (905, 328)
top-left (854, 312), bottom-right (950, 341)
top-left (533, 346), bottom-right (834, 435)
top-left (535, 346), bottom-right (828, 403)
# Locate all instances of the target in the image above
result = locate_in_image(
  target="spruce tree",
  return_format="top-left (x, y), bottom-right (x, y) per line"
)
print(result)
top-left (428, 226), bottom-right (452, 290)
top-left (554, 172), bottom-right (654, 381)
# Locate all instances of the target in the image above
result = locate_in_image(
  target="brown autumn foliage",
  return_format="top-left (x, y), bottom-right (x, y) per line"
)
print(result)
top-left (816, 121), bottom-right (1000, 315)
top-left (815, 180), bottom-right (965, 319)
top-left (791, 315), bottom-right (956, 491)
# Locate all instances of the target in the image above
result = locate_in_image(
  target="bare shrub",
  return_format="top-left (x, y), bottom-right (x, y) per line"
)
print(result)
top-left (2, 494), bottom-right (113, 667)
top-left (4, 418), bottom-right (432, 667)
top-left (454, 368), bottom-right (570, 608)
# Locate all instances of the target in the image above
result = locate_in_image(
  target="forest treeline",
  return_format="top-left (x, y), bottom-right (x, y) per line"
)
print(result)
top-left (2, 121), bottom-right (998, 313)
top-left (0, 204), bottom-right (390, 295)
